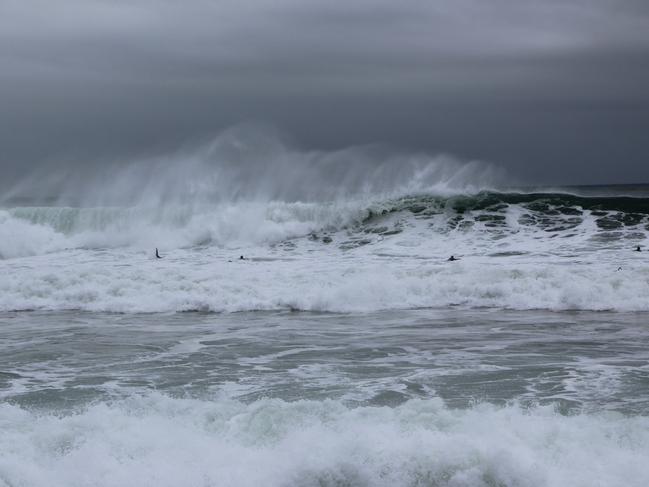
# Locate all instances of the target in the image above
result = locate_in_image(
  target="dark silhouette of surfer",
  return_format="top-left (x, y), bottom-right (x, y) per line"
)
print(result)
top-left (635, 245), bottom-right (642, 252)
top-left (155, 248), bottom-right (162, 259)
top-left (239, 255), bottom-right (245, 260)
top-left (448, 255), bottom-right (459, 261)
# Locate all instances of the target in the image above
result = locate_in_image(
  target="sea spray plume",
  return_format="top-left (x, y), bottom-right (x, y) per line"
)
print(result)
top-left (3, 126), bottom-right (509, 207)
top-left (184, 127), bottom-right (509, 202)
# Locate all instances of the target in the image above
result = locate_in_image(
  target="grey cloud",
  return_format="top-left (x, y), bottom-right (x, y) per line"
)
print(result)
top-left (3, 0), bottom-right (648, 79)
top-left (0, 0), bottom-right (648, 187)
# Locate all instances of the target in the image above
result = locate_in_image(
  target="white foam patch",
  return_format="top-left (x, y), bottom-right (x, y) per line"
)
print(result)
top-left (0, 210), bottom-right (67, 259)
top-left (1, 243), bottom-right (648, 312)
top-left (1, 395), bottom-right (648, 487)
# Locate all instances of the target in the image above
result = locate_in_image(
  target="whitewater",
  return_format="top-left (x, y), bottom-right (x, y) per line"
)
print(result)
top-left (1, 190), bottom-right (648, 313)
top-left (2, 129), bottom-right (649, 487)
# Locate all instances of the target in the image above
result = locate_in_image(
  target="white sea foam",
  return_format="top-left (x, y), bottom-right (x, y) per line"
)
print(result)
top-left (1, 395), bottom-right (648, 487)
top-left (1, 242), bottom-right (648, 313)
top-left (0, 210), bottom-right (67, 259)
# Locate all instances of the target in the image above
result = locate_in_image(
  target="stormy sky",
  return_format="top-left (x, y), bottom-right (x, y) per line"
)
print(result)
top-left (1, 0), bottom-right (648, 186)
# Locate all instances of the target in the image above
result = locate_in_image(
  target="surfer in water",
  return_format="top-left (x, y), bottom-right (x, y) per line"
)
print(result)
top-left (635, 245), bottom-right (642, 252)
top-left (448, 255), bottom-right (459, 261)
top-left (155, 248), bottom-right (162, 259)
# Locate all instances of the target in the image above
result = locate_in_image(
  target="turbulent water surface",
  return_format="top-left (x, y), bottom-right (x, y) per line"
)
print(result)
top-left (1, 143), bottom-right (649, 487)
top-left (2, 309), bottom-right (649, 487)
top-left (2, 189), bottom-right (648, 313)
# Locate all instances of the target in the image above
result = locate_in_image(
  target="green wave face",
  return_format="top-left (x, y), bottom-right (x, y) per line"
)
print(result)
top-left (2, 190), bottom-right (648, 256)
top-left (363, 191), bottom-right (649, 235)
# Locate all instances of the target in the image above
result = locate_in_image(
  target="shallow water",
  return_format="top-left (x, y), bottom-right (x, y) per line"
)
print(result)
top-left (3, 309), bottom-right (649, 413)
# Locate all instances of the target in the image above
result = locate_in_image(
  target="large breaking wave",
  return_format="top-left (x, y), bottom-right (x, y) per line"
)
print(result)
top-left (1, 190), bottom-right (648, 258)
top-left (1, 128), bottom-right (648, 313)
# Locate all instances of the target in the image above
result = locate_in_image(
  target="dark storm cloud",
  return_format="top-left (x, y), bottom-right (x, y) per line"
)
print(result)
top-left (1, 0), bottom-right (648, 186)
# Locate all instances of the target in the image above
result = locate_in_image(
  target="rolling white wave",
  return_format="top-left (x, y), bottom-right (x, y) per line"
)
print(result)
top-left (1, 395), bottom-right (648, 487)
top-left (1, 243), bottom-right (648, 313)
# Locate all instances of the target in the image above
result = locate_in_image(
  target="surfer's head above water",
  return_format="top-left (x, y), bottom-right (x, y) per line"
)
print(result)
top-left (636, 245), bottom-right (642, 252)
top-left (448, 255), bottom-right (458, 261)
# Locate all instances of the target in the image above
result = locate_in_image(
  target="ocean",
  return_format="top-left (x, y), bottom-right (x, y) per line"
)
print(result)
top-left (1, 150), bottom-right (649, 486)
